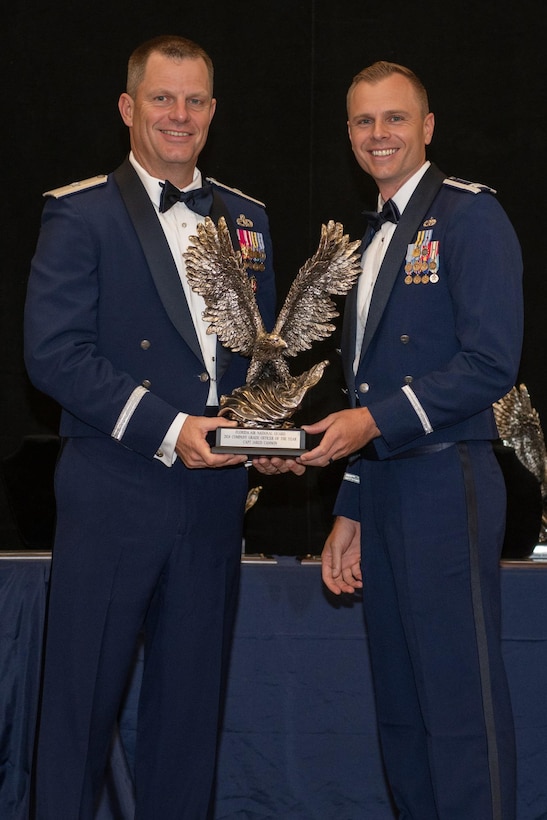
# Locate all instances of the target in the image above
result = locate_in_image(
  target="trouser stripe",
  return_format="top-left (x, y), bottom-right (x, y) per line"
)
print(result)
top-left (457, 442), bottom-right (502, 820)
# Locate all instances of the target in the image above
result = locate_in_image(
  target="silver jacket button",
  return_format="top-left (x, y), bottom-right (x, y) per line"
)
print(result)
top-left (142, 379), bottom-right (151, 389)
top-left (140, 339), bottom-right (151, 350)
top-left (358, 382), bottom-right (370, 393)
top-left (404, 375), bottom-right (413, 384)
top-left (199, 372), bottom-right (209, 383)
top-left (400, 334), bottom-right (410, 344)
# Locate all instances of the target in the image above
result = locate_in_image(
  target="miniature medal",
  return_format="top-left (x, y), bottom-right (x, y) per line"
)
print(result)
top-left (237, 228), bottom-right (266, 271)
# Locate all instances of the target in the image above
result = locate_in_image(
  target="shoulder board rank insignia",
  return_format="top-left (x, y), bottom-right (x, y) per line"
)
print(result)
top-left (206, 177), bottom-right (265, 207)
top-left (443, 176), bottom-right (496, 195)
top-left (43, 174), bottom-right (108, 199)
top-left (236, 213), bottom-right (254, 228)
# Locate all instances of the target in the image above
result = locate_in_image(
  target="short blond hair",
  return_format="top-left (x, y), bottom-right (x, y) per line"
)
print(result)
top-left (347, 61), bottom-right (429, 116)
top-left (126, 35), bottom-right (214, 98)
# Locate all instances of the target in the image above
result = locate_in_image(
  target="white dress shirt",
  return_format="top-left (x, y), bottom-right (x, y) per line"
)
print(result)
top-left (129, 153), bottom-right (218, 465)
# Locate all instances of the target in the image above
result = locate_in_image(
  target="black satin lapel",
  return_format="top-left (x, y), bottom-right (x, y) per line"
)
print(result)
top-left (113, 161), bottom-right (203, 363)
top-left (341, 284), bottom-right (359, 404)
top-left (360, 165), bottom-right (446, 357)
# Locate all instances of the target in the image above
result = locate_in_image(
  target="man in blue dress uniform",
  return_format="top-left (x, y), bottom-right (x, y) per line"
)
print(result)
top-left (24, 35), bottom-right (275, 819)
top-left (300, 61), bottom-right (523, 819)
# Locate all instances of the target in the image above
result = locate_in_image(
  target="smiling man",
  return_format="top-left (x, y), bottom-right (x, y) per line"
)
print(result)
top-left (347, 69), bottom-right (434, 200)
top-left (300, 62), bottom-right (523, 819)
top-left (118, 48), bottom-right (216, 190)
top-left (25, 35), bottom-right (275, 819)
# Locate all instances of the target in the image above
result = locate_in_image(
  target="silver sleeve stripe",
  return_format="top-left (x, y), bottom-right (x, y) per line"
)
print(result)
top-left (111, 386), bottom-right (149, 441)
top-left (343, 471), bottom-right (360, 485)
top-left (401, 384), bottom-right (433, 434)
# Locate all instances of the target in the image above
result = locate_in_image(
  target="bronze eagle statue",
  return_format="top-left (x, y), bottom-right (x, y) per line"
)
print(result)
top-left (184, 217), bottom-right (362, 428)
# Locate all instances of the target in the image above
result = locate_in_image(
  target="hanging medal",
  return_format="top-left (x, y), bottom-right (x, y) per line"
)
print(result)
top-left (404, 243), bottom-right (414, 284)
top-left (428, 240), bottom-right (440, 283)
top-left (420, 230), bottom-right (432, 283)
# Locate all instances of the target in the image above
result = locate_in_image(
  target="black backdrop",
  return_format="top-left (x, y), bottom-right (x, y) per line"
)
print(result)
top-left (2, 0), bottom-right (546, 553)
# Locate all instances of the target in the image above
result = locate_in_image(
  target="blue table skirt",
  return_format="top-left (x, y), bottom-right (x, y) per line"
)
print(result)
top-left (1, 554), bottom-right (547, 819)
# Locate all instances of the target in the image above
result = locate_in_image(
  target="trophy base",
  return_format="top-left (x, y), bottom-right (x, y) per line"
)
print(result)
top-left (211, 426), bottom-right (307, 456)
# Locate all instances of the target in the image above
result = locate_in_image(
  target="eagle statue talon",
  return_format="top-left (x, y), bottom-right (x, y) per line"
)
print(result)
top-left (218, 359), bottom-right (330, 428)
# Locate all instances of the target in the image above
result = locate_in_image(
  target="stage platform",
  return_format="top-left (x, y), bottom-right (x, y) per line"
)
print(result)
top-left (1, 551), bottom-right (547, 819)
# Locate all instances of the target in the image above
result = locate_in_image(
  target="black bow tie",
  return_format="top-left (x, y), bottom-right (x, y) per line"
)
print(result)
top-left (362, 199), bottom-right (400, 233)
top-left (159, 179), bottom-right (213, 215)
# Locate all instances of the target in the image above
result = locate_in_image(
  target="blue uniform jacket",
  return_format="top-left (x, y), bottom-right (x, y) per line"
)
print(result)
top-left (335, 163), bottom-right (523, 520)
top-left (24, 158), bottom-right (276, 460)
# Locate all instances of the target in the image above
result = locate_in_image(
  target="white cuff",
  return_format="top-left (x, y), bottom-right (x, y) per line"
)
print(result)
top-left (154, 413), bottom-right (188, 467)
top-left (342, 471), bottom-right (360, 485)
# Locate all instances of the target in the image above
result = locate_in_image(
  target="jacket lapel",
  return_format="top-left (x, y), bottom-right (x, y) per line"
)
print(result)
top-left (113, 160), bottom-right (204, 363)
top-left (341, 283), bottom-right (359, 403)
top-left (359, 164), bottom-right (446, 360)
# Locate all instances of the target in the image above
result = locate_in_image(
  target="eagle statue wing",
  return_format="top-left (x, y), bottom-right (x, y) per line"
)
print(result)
top-left (184, 216), bottom-right (265, 357)
top-left (272, 221), bottom-right (362, 357)
top-left (493, 383), bottom-right (547, 542)
top-left (493, 384), bottom-right (547, 486)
